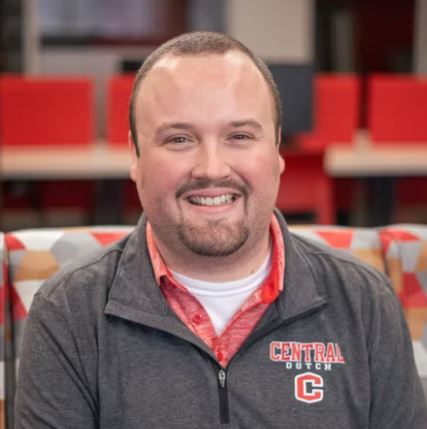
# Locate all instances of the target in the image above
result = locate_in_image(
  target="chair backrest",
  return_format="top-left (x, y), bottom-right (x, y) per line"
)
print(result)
top-left (292, 225), bottom-right (385, 273)
top-left (296, 74), bottom-right (360, 151)
top-left (5, 227), bottom-right (133, 361)
top-left (5, 223), bottom-right (389, 368)
top-left (0, 75), bottom-right (94, 147)
top-left (106, 75), bottom-right (134, 146)
top-left (4, 223), bottom-right (427, 410)
top-left (368, 74), bottom-right (427, 143)
top-left (380, 225), bottom-right (427, 334)
top-left (4, 227), bottom-right (132, 427)
top-left (379, 225), bottom-right (427, 394)
top-left (276, 151), bottom-right (335, 224)
top-left (315, 74), bottom-right (360, 142)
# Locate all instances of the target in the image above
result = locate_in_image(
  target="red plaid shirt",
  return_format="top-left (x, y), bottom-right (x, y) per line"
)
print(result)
top-left (146, 216), bottom-right (285, 367)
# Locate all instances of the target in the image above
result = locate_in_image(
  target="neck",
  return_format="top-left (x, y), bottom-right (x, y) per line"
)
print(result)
top-left (152, 229), bottom-right (271, 282)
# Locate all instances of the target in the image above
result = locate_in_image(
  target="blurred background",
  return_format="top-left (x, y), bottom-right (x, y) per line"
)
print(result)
top-left (0, 0), bottom-right (426, 230)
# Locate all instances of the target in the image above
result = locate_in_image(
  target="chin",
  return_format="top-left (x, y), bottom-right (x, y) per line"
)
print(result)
top-left (177, 220), bottom-right (249, 257)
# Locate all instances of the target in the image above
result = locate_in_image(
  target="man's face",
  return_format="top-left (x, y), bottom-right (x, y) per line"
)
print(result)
top-left (130, 51), bottom-right (284, 260)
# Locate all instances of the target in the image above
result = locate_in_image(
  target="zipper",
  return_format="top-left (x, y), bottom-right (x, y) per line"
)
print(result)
top-left (217, 368), bottom-right (230, 424)
top-left (213, 303), bottom-right (327, 425)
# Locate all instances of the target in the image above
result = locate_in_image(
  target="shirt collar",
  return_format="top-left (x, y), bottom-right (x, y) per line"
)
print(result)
top-left (146, 214), bottom-right (285, 304)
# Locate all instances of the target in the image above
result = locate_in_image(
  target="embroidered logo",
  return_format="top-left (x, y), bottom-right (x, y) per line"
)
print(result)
top-left (270, 341), bottom-right (346, 404)
top-left (294, 372), bottom-right (324, 403)
top-left (269, 341), bottom-right (345, 371)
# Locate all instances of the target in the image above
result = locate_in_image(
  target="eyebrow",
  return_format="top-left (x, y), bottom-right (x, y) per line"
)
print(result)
top-left (154, 122), bottom-right (195, 139)
top-left (229, 119), bottom-right (264, 131)
top-left (154, 119), bottom-right (264, 139)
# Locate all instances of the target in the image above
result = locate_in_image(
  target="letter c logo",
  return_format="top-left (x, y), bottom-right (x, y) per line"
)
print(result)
top-left (294, 372), bottom-right (324, 404)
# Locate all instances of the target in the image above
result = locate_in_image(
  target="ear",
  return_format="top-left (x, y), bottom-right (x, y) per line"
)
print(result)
top-left (129, 131), bottom-right (138, 183)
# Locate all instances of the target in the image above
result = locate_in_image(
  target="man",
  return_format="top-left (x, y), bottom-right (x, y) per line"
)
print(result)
top-left (15, 32), bottom-right (426, 428)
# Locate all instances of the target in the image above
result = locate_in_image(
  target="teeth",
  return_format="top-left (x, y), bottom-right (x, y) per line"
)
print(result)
top-left (188, 194), bottom-right (235, 206)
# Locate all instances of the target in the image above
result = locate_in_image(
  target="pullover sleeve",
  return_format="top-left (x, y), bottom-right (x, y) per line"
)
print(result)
top-left (14, 293), bottom-right (98, 428)
top-left (368, 281), bottom-right (427, 428)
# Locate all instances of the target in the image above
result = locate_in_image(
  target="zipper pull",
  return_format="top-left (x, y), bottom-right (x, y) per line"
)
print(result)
top-left (218, 369), bottom-right (226, 389)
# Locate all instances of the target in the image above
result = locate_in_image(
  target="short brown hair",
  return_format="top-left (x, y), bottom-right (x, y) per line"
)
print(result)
top-left (129, 31), bottom-right (282, 156)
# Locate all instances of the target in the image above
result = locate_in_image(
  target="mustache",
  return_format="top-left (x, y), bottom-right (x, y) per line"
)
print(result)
top-left (176, 178), bottom-right (249, 198)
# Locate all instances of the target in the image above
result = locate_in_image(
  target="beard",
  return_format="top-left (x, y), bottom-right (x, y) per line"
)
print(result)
top-left (173, 177), bottom-right (250, 256)
top-left (177, 216), bottom-right (250, 257)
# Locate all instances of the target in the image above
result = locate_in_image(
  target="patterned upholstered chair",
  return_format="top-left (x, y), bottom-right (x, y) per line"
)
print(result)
top-left (380, 225), bottom-right (427, 394)
top-left (294, 225), bottom-right (427, 395)
top-left (6, 227), bottom-right (133, 362)
top-left (5, 227), bottom-right (132, 427)
top-left (3, 223), bottom-right (427, 427)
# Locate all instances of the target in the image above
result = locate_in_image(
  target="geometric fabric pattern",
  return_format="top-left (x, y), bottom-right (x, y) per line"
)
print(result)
top-left (291, 225), bottom-right (385, 274)
top-left (4, 227), bottom-right (133, 429)
top-left (4, 226), bottom-right (132, 429)
top-left (379, 225), bottom-right (427, 392)
top-left (5, 227), bottom-right (133, 358)
top-left (3, 223), bottom-right (427, 425)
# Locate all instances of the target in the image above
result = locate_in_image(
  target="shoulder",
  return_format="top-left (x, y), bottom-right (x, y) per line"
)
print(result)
top-left (292, 232), bottom-right (386, 279)
top-left (33, 231), bottom-right (135, 318)
top-left (288, 231), bottom-right (409, 354)
top-left (290, 231), bottom-right (396, 306)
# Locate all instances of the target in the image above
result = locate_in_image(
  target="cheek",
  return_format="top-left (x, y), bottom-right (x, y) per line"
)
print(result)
top-left (137, 158), bottom-right (186, 200)
top-left (243, 151), bottom-right (283, 187)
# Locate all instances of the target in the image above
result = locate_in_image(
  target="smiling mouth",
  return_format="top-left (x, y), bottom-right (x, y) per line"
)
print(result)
top-left (187, 194), bottom-right (238, 207)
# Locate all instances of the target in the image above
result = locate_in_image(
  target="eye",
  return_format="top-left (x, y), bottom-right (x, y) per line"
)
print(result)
top-left (228, 133), bottom-right (254, 145)
top-left (166, 135), bottom-right (191, 144)
top-left (164, 134), bottom-right (195, 151)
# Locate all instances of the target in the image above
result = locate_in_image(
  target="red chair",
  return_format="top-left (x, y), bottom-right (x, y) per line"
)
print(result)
top-left (106, 74), bottom-right (134, 147)
top-left (368, 74), bottom-right (427, 143)
top-left (368, 75), bottom-right (427, 219)
top-left (296, 74), bottom-right (360, 152)
top-left (0, 75), bottom-right (96, 223)
top-left (294, 74), bottom-right (361, 220)
top-left (276, 151), bottom-right (335, 225)
top-left (0, 75), bottom-right (93, 146)
top-left (106, 75), bottom-right (142, 219)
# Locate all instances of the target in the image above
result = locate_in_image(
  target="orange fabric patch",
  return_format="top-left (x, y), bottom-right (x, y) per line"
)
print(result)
top-left (385, 257), bottom-right (404, 298)
top-left (353, 248), bottom-right (385, 273)
top-left (416, 241), bottom-right (427, 271)
top-left (14, 251), bottom-right (59, 281)
top-left (405, 307), bottom-right (427, 340)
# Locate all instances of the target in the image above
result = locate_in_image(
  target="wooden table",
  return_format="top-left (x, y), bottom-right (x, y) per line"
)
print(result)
top-left (325, 131), bottom-right (427, 177)
top-left (1, 141), bottom-right (131, 180)
top-left (324, 131), bottom-right (427, 225)
top-left (1, 141), bottom-right (132, 224)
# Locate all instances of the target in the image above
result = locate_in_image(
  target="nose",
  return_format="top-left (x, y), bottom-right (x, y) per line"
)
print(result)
top-left (191, 143), bottom-right (232, 180)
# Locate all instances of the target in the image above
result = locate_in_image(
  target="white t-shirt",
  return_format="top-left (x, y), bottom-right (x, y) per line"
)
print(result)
top-left (171, 250), bottom-right (272, 336)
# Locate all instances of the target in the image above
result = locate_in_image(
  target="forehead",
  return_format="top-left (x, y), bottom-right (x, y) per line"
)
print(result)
top-left (135, 51), bottom-right (274, 117)
top-left (148, 50), bottom-right (258, 83)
